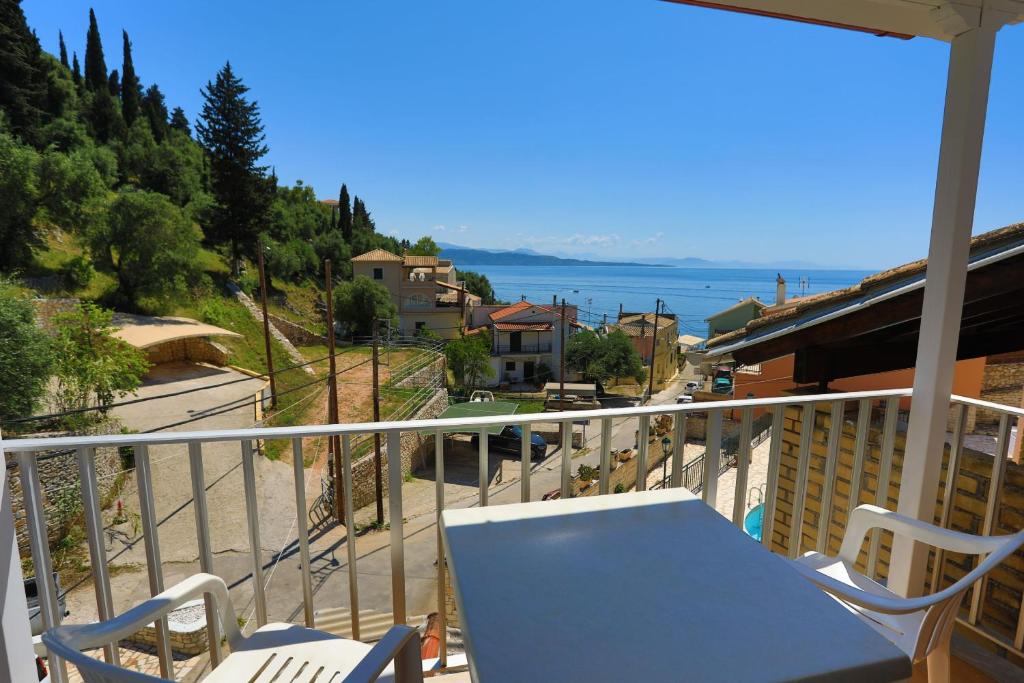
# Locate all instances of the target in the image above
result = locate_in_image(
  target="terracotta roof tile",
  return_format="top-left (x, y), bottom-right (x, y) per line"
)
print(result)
top-left (403, 255), bottom-right (439, 267)
top-left (352, 248), bottom-right (403, 262)
top-left (494, 322), bottom-right (553, 332)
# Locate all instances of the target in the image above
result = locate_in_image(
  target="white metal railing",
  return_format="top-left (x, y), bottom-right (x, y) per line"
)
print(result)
top-left (4, 387), bottom-right (1024, 679)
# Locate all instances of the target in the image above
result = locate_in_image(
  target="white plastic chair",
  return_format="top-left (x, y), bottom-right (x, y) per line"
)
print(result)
top-left (42, 573), bottom-right (423, 683)
top-left (790, 504), bottom-right (1024, 683)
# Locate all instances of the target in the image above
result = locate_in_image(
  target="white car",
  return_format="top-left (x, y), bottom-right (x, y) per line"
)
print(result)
top-left (676, 394), bottom-right (694, 404)
top-left (684, 381), bottom-right (700, 395)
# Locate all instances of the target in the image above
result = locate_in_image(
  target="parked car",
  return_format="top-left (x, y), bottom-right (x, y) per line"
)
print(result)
top-left (26, 574), bottom-right (67, 636)
top-left (471, 425), bottom-right (548, 461)
top-left (712, 377), bottom-right (733, 395)
top-left (676, 395), bottom-right (694, 404)
top-left (684, 381), bottom-right (700, 395)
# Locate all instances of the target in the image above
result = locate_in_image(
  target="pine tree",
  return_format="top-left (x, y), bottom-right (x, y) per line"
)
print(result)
top-left (58, 30), bottom-right (68, 68)
top-left (72, 52), bottom-right (81, 85)
top-left (107, 69), bottom-right (119, 97)
top-left (196, 61), bottom-right (273, 273)
top-left (169, 106), bottom-right (190, 136)
top-left (141, 83), bottom-right (168, 142)
top-left (84, 8), bottom-right (107, 91)
top-left (120, 30), bottom-right (140, 126)
top-left (338, 183), bottom-right (352, 240)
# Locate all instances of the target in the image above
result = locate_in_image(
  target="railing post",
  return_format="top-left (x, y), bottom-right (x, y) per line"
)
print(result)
top-left (77, 447), bottom-right (119, 665)
top-left (790, 404), bottom-right (816, 559)
top-left (521, 424), bottom-right (532, 502)
top-left (761, 406), bottom-right (784, 550)
top-left (187, 442), bottom-right (223, 664)
top-left (0, 436), bottom-right (38, 683)
top-left (816, 401), bottom-right (844, 554)
top-left (17, 452), bottom-right (68, 682)
top-left (635, 416), bottom-right (650, 492)
top-left (135, 445), bottom-right (173, 678)
top-left (435, 431), bottom-right (447, 667)
top-left (561, 420), bottom-right (573, 497)
top-left (702, 410), bottom-right (722, 507)
top-left (732, 408), bottom-right (753, 527)
top-left (291, 439), bottom-right (315, 628)
top-left (342, 435), bottom-right (360, 641)
top-left (599, 417), bottom-right (612, 495)
top-left (387, 430), bottom-right (407, 625)
top-left (240, 440), bottom-right (267, 627)
top-left (671, 412), bottom-right (686, 489)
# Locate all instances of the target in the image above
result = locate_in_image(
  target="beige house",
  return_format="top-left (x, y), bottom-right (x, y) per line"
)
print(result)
top-left (350, 249), bottom-right (479, 339)
top-left (607, 312), bottom-right (679, 390)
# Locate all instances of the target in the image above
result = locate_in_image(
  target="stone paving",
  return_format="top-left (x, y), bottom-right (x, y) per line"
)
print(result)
top-left (65, 643), bottom-right (204, 683)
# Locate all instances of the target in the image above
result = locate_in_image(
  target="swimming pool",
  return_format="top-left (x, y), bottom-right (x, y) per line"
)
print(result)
top-left (744, 503), bottom-right (764, 542)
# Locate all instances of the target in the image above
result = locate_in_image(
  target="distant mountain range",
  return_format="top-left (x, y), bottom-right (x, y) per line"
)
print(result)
top-left (437, 243), bottom-right (826, 269)
top-left (436, 244), bottom-right (657, 267)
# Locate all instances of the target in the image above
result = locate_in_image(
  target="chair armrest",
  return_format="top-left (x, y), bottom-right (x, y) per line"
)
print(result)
top-left (43, 573), bottom-right (242, 656)
top-left (839, 505), bottom-right (1010, 565)
top-left (342, 625), bottom-right (423, 683)
top-left (789, 560), bottom-right (947, 615)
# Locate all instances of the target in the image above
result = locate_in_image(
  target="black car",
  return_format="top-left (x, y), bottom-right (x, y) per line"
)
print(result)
top-left (471, 425), bottom-right (548, 461)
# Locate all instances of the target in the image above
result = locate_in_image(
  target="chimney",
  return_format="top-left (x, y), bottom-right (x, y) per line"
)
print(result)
top-left (775, 273), bottom-right (786, 306)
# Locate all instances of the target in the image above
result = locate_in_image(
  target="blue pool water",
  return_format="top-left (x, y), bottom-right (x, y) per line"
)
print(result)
top-left (744, 503), bottom-right (764, 542)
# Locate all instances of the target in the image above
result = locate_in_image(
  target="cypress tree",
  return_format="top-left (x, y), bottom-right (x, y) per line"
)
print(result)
top-left (196, 61), bottom-right (273, 273)
top-left (338, 183), bottom-right (352, 240)
top-left (84, 8), bottom-right (107, 91)
top-left (58, 30), bottom-right (68, 68)
top-left (107, 69), bottom-right (119, 97)
top-left (120, 30), bottom-right (140, 126)
top-left (141, 83), bottom-right (168, 142)
top-left (352, 196), bottom-right (375, 233)
top-left (169, 106), bottom-right (190, 136)
top-left (0, 0), bottom-right (49, 143)
top-left (72, 52), bottom-right (81, 85)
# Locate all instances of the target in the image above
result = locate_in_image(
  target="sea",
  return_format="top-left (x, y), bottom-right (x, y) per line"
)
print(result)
top-left (466, 265), bottom-right (871, 338)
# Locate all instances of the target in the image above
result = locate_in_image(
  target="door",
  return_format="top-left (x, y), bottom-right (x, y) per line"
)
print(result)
top-left (509, 331), bottom-right (522, 353)
top-left (524, 361), bottom-right (535, 384)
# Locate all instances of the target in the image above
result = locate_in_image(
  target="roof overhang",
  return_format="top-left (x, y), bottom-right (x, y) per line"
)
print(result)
top-left (663, 0), bottom-right (1024, 42)
top-left (112, 314), bottom-right (242, 349)
top-left (702, 227), bottom-right (1024, 382)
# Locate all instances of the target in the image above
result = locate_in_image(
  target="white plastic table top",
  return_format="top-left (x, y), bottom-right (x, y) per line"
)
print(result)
top-left (440, 487), bottom-right (912, 683)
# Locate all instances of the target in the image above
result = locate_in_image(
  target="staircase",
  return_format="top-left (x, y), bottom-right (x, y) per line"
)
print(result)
top-left (313, 608), bottom-right (428, 642)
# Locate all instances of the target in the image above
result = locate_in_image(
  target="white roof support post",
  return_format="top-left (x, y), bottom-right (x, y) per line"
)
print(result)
top-left (0, 436), bottom-right (38, 682)
top-left (890, 12), bottom-right (1006, 598)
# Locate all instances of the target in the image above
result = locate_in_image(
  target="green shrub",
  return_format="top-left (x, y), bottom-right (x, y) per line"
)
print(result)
top-left (62, 255), bottom-right (95, 289)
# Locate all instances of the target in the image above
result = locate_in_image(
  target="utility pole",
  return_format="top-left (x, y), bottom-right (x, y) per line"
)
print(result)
top-left (560, 298), bottom-right (567, 412)
top-left (371, 321), bottom-right (384, 525)
top-left (324, 260), bottom-right (344, 524)
top-left (648, 299), bottom-right (661, 402)
top-left (256, 239), bottom-right (277, 408)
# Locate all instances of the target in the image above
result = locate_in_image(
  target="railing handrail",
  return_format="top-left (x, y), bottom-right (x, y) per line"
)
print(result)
top-left (0, 388), bottom-right (914, 453)
top-left (950, 393), bottom-right (1024, 418)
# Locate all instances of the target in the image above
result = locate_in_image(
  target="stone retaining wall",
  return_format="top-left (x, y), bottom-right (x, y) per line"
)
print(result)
top-left (267, 313), bottom-right (328, 347)
top-left (6, 426), bottom-right (126, 557)
top-left (228, 282), bottom-right (315, 375)
top-left (144, 338), bottom-right (229, 367)
top-left (349, 390), bottom-right (449, 510)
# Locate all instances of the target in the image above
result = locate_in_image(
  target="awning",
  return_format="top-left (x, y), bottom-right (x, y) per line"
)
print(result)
top-left (112, 314), bottom-right (242, 349)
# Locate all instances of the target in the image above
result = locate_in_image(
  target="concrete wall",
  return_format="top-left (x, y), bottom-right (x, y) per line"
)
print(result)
top-left (769, 403), bottom-right (1024, 646)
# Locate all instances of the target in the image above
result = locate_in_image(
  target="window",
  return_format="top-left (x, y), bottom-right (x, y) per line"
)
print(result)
top-left (505, 361), bottom-right (516, 372)
top-left (406, 294), bottom-right (431, 309)
top-left (373, 267), bottom-right (383, 280)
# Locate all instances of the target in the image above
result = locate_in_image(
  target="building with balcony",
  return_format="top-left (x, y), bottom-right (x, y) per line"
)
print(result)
top-left (350, 249), bottom-right (480, 340)
top-left (465, 300), bottom-right (579, 386)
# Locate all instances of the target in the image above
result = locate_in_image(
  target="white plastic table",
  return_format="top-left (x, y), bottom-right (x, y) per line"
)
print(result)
top-left (441, 488), bottom-right (912, 682)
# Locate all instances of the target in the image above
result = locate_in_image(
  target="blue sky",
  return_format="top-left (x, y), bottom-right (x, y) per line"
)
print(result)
top-left (23, 1), bottom-right (1024, 269)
